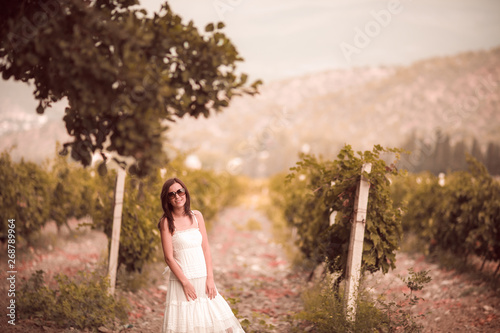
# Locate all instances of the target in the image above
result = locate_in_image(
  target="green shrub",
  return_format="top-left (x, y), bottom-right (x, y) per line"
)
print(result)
top-left (296, 274), bottom-right (385, 333)
top-left (377, 268), bottom-right (431, 332)
top-left (297, 268), bottom-right (431, 333)
top-left (46, 145), bottom-right (98, 232)
top-left (282, 145), bottom-right (405, 279)
top-left (18, 270), bottom-right (128, 329)
top-left (0, 151), bottom-right (51, 244)
top-left (392, 156), bottom-right (500, 273)
top-left (17, 270), bottom-right (56, 317)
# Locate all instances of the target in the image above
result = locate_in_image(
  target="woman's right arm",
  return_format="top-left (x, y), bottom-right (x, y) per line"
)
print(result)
top-left (160, 221), bottom-right (197, 301)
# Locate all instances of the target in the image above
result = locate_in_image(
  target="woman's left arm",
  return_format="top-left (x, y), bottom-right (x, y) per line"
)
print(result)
top-left (196, 210), bottom-right (217, 299)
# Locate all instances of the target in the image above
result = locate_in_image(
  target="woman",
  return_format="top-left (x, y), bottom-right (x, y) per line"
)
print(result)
top-left (158, 177), bottom-right (245, 333)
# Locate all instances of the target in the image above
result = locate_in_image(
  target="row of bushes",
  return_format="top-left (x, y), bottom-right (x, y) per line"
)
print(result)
top-left (1, 148), bottom-right (241, 271)
top-left (267, 147), bottom-right (500, 279)
top-left (391, 155), bottom-right (500, 275)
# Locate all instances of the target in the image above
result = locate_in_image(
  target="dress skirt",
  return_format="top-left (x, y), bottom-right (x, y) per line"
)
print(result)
top-left (162, 275), bottom-right (245, 333)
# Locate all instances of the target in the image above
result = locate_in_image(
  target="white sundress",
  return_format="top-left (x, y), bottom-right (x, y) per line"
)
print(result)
top-left (161, 212), bottom-right (245, 333)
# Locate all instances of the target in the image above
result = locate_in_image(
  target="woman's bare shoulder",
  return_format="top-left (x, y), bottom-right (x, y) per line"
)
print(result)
top-left (191, 210), bottom-right (203, 217)
top-left (158, 217), bottom-right (169, 232)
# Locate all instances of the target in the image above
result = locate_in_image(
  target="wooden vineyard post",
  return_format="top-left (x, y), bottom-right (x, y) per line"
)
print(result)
top-left (344, 163), bottom-right (372, 321)
top-left (108, 167), bottom-right (126, 296)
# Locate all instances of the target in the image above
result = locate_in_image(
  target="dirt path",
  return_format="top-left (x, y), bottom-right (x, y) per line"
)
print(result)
top-left (123, 200), bottom-right (308, 333)
top-left (364, 251), bottom-right (500, 332)
top-left (202, 204), bottom-right (307, 331)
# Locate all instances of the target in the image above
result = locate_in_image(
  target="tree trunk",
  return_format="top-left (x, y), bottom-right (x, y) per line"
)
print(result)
top-left (480, 257), bottom-right (487, 271)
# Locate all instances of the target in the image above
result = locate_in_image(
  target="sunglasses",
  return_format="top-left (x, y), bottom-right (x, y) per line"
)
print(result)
top-left (168, 188), bottom-right (186, 199)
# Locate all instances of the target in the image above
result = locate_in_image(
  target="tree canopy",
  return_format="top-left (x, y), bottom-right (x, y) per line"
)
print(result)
top-left (0, 0), bottom-right (261, 175)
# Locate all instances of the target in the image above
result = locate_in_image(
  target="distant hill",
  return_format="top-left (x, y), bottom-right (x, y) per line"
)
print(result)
top-left (168, 47), bottom-right (500, 176)
top-left (1, 47), bottom-right (499, 176)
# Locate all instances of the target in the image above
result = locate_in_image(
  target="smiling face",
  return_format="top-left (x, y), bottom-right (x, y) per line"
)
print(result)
top-left (168, 182), bottom-right (186, 210)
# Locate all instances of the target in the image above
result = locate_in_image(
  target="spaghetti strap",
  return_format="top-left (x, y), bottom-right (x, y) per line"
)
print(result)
top-left (191, 210), bottom-right (199, 228)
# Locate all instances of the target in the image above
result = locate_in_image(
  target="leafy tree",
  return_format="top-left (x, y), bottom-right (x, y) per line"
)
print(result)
top-left (0, 0), bottom-right (261, 176)
top-left (451, 139), bottom-right (467, 172)
top-left (434, 134), bottom-right (451, 174)
top-left (485, 142), bottom-right (500, 176)
top-left (284, 145), bottom-right (405, 282)
top-left (46, 145), bottom-right (96, 233)
top-left (471, 138), bottom-right (484, 165)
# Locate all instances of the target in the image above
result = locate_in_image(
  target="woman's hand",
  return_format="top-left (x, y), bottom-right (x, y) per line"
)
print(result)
top-left (206, 276), bottom-right (217, 299)
top-left (182, 281), bottom-right (197, 301)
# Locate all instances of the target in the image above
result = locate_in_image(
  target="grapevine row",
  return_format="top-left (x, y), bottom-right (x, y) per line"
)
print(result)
top-left (392, 155), bottom-right (500, 275)
top-left (0, 149), bottom-right (240, 272)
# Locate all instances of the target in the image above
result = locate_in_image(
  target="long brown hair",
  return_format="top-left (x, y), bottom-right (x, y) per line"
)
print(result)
top-left (158, 178), bottom-right (192, 234)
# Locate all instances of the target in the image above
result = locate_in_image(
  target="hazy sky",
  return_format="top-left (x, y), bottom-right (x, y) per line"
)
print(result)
top-left (1, 0), bottom-right (499, 119)
top-left (140, 0), bottom-right (500, 82)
